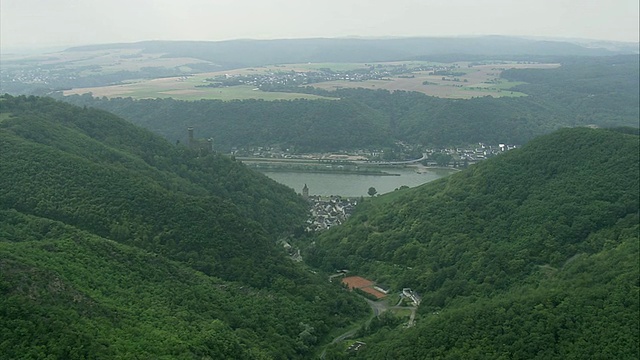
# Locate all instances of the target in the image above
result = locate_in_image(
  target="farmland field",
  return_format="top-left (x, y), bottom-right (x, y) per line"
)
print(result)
top-left (63, 61), bottom-right (558, 100)
top-left (308, 62), bottom-right (558, 99)
top-left (64, 81), bottom-right (334, 101)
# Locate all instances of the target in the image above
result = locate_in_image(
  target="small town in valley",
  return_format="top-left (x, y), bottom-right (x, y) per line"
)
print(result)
top-left (304, 192), bottom-right (358, 232)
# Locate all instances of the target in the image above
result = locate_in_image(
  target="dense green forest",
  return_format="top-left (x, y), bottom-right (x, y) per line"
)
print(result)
top-left (60, 95), bottom-right (394, 152)
top-left (502, 55), bottom-right (640, 127)
top-left (0, 95), bottom-right (369, 358)
top-left (310, 127), bottom-right (639, 358)
top-left (60, 55), bottom-right (639, 151)
top-left (2, 89), bottom-right (638, 358)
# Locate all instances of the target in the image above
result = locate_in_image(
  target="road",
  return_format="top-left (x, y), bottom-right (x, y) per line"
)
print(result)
top-left (320, 296), bottom-right (417, 358)
top-left (354, 153), bottom-right (428, 166)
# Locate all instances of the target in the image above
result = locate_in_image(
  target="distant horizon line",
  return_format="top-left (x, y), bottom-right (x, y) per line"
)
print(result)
top-left (2, 34), bottom-right (638, 55)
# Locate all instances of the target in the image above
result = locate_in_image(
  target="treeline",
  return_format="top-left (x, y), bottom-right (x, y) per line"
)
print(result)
top-left (60, 55), bottom-right (639, 151)
top-left (0, 95), bottom-right (369, 358)
top-left (309, 127), bottom-right (639, 358)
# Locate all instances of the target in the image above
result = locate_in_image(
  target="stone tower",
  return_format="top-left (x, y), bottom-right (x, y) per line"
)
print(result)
top-left (187, 127), bottom-right (194, 148)
top-left (187, 127), bottom-right (214, 154)
top-left (302, 184), bottom-right (309, 199)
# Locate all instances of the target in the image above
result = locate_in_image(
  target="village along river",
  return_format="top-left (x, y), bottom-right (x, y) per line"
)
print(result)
top-left (260, 166), bottom-right (456, 197)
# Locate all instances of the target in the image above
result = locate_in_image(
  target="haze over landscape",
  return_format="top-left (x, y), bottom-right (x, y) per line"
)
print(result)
top-left (1, 0), bottom-right (639, 51)
top-left (1, 0), bottom-right (639, 359)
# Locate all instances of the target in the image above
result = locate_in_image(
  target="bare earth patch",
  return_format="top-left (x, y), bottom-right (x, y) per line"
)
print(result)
top-left (342, 276), bottom-right (386, 299)
top-left (342, 276), bottom-right (374, 289)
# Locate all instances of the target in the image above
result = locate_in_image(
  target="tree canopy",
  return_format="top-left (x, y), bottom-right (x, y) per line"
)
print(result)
top-left (0, 95), bottom-right (369, 358)
top-left (309, 127), bottom-right (640, 359)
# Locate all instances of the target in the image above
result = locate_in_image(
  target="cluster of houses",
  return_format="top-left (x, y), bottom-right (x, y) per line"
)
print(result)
top-left (3, 67), bottom-right (68, 85)
top-left (202, 63), bottom-right (457, 89)
top-left (231, 142), bottom-right (518, 166)
top-left (452, 143), bottom-right (518, 162)
top-left (204, 69), bottom-right (389, 88)
top-left (304, 190), bottom-right (358, 232)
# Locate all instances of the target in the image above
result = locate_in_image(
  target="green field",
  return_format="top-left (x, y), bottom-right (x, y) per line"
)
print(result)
top-left (389, 308), bottom-right (413, 319)
top-left (0, 113), bottom-right (13, 123)
top-left (65, 84), bottom-right (334, 101)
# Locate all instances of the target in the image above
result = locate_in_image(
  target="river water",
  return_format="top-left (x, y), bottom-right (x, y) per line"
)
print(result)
top-left (260, 167), bottom-right (455, 197)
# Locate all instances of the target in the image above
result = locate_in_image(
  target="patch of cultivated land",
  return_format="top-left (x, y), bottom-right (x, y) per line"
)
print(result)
top-left (64, 78), bottom-right (333, 101)
top-left (310, 62), bottom-right (559, 99)
top-left (64, 61), bottom-right (558, 100)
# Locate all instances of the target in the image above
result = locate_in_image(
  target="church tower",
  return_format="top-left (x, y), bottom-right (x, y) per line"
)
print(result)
top-left (302, 184), bottom-right (309, 199)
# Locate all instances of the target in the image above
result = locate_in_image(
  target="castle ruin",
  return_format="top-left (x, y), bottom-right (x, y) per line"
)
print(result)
top-left (187, 127), bottom-right (213, 153)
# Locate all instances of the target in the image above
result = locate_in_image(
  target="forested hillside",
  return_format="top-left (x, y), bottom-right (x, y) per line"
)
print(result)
top-left (502, 55), bottom-right (640, 127)
top-left (0, 95), bottom-right (368, 358)
top-left (310, 127), bottom-right (639, 358)
top-left (60, 95), bottom-right (393, 152)
top-left (61, 55), bottom-right (639, 150)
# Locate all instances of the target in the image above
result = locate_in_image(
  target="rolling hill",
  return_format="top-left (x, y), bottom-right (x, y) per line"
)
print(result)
top-left (3, 36), bottom-right (635, 96)
top-left (309, 127), bottom-right (640, 358)
top-left (0, 95), bottom-right (368, 358)
top-left (60, 54), bottom-right (639, 150)
top-left (66, 37), bottom-right (629, 68)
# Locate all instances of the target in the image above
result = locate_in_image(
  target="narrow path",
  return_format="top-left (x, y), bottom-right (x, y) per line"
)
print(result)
top-left (320, 295), bottom-right (417, 358)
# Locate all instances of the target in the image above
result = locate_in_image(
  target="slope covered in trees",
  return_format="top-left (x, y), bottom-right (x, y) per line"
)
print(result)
top-left (502, 55), bottom-right (640, 128)
top-left (309, 127), bottom-right (639, 358)
top-left (60, 96), bottom-right (393, 152)
top-left (61, 55), bottom-right (639, 150)
top-left (0, 95), bottom-right (368, 358)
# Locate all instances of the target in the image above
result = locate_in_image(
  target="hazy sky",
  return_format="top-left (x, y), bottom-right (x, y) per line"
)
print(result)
top-left (2, 0), bottom-right (638, 51)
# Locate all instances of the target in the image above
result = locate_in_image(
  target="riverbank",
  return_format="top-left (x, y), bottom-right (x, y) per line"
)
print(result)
top-left (406, 163), bottom-right (463, 173)
top-left (257, 167), bottom-right (400, 176)
top-left (244, 160), bottom-right (402, 176)
top-left (260, 167), bottom-right (456, 197)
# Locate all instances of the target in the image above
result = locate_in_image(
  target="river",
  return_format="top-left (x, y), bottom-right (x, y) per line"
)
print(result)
top-left (260, 166), bottom-right (455, 197)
